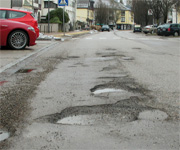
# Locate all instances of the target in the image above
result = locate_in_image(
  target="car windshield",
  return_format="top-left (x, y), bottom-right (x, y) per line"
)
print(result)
top-left (162, 24), bottom-right (170, 28)
top-left (102, 25), bottom-right (109, 28)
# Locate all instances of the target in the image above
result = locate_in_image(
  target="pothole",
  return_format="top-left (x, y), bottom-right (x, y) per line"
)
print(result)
top-left (16, 69), bottom-right (35, 73)
top-left (102, 54), bottom-right (125, 57)
top-left (68, 56), bottom-right (80, 59)
top-left (122, 57), bottom-right (134, 60)
top-left (0, 131), bottom-right (10, 142)
top-left (132, 48), bottom-right (141, 49)
top-left (92, 88), bottom-right (124, 95)
top-left (94, 57), bottom-right (114, 61)
top-left (138, 110), bottom-right (168, 121)
top-left (37, 97), bottom-right (156, 125)
top-left (98, 75), bottom-right (127, 79)
top-left (106, 48), bottom-right (117, 51)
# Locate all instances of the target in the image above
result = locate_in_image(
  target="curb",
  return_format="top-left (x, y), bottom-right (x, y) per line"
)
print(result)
top-left (37, 31), bottom-right (91, 41)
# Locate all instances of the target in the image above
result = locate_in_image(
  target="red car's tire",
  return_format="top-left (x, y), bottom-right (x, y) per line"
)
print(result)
top-left (8, 30), bottom-right (28, 50)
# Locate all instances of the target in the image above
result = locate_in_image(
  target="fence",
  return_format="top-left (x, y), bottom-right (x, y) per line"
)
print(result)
top-left (38, 23), bottom-right (62, 33)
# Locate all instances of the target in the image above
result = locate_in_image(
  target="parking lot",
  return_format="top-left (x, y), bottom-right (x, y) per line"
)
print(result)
top-left (0, 40), bottom-right (58, 73)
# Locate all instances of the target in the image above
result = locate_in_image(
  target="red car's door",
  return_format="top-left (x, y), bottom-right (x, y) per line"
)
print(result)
top-left (0, 19), bottom-right (9, 46)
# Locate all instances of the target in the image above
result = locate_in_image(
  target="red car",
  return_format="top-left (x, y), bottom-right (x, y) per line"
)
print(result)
top-left (0, 19), bottom-right (36, 50)
top-left (0, 8), bottom-right (39, 37)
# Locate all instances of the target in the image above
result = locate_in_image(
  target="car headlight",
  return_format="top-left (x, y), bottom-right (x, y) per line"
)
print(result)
top-left (28, 26), bottom-right (35, 33)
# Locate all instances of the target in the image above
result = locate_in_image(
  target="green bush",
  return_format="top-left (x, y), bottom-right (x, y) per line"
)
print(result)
top-left (50, 17), bottom-right (62, 23)
top-left (46, 8), bottom-right (69, 24)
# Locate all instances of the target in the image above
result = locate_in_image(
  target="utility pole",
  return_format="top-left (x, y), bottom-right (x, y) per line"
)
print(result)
top-left (11, 0), bottom-right (12, 8)
top-left (32, 0), bottom-right (34, 13)
top-left (48, 0), bottom-right (50, 33)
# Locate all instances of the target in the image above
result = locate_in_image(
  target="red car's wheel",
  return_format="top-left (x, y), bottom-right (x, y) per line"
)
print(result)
top-left (8, 30), bottom-right (28, 50)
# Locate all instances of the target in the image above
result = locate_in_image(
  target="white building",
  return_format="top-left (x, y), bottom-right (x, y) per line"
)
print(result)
top-left (40, 0), bottom-right (58, 20)
top-left (58, 0), bottom-right (77, 30)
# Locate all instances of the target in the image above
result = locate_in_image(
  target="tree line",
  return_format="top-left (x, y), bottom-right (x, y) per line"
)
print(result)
top-left (132, 0), bottom-right (180, 26)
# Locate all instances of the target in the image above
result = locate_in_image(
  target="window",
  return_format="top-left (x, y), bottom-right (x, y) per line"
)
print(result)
top-left (171, 24), bottom-right (178, 28)
top-left (121, 17), bottom-right (125, 22)
top-left (44, 1), bottom-right (57, 8)
top-left (8, 11), bottom-right (26, 19)
top-left (121, 11), bottom-right (125, 16)
top-left (0, 10), bottom-right (6, 19)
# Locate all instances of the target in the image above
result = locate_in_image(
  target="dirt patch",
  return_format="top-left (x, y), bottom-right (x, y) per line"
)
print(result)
top-left (0, 56), bottom-right (64, 149)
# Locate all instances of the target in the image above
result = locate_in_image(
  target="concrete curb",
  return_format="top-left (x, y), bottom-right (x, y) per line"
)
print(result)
top-left (37, 31), bottom-right (92, 41)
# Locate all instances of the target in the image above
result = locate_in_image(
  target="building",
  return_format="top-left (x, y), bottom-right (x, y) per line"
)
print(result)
top-left (116, 3), bottom-right (134, 30)
top-left (40, 0), bottom-right (58, 21)
top-left (76, 0), bottom-right (95, 28)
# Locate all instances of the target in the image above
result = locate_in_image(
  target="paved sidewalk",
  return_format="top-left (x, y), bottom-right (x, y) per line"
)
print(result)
top-left (43, 30), bottom-right (90, 37)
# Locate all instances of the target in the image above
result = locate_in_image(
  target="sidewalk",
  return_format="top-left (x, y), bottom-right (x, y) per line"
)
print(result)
top-left (37, 30), bottom-right (91, 40)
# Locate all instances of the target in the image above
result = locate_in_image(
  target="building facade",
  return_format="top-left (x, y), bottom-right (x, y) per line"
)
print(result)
top-left (116, 3), bottom-right (134, 30)
top-left (76, 0), bottom-right (95, 28)
top-left (40, 0), bottom-right (57, 21)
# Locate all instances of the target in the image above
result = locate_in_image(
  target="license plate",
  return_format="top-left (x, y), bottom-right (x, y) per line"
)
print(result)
top-left (163, 28), bottom-right (166, 31)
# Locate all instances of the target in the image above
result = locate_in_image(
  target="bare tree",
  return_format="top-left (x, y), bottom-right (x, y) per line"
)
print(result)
top-left (161, 0), bottom-right (176, 23)
top-left (95, 0), bottom-right (109, 25)
top-left (132, 0), bottom-right (151, 25)
top-left (108, 0), bottom-right (121, 25)
top-left (149, 0), bottom-right (163, 24)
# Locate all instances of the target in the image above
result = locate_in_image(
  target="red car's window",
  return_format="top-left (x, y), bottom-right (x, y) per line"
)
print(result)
top-left (31, 13), bottom-right (35, 18)
top-left (8, 11), bottom-right (26, 19)
top-left (0, 10), bottom-right (7, 19)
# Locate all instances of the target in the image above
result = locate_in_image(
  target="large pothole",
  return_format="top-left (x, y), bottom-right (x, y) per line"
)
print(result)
top-left (37, 97), bottom-right (157, 125)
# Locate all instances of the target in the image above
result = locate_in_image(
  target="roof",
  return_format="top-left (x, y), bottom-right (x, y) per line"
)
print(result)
top-left (94, 0), bottom-right (131, 10)
top-left (77, 0), bottom-right (89, 8)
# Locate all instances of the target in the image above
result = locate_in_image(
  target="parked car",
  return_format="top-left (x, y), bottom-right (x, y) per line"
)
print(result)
top-left (133, 25), bottom-right (141, 32)
top-left (101, 25), bottom-right (110, 32)
top-left (157, 24), bottom-right (164, 35)
top-left (0, 19), bottom-right (37, 50)
top-left (143, 25), bottom-right (157, 34)
top-left (0, 8), bottom-right (39, 37)
top-left (157, 23), bottom-right (180, 36)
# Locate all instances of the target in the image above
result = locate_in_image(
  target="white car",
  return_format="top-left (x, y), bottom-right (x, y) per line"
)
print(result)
top-left (143, 25), bottom-right (157, 34)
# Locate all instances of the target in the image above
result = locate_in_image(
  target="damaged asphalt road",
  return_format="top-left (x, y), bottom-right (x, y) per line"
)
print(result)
top-left (0, 31), bottom-right (179, 150)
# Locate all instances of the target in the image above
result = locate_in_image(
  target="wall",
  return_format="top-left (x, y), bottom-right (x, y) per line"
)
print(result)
top-left (0, 0), bottom-right (11, 7)
top-left (38, 23), bottom-right (61, 33)
top-left (76, 8), bottom-right (88, 22)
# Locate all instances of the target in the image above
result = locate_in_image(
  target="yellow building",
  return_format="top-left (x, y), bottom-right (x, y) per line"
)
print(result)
top-left (116, 6), bottom-right (134, 30)
top-left (76, 0), bottom-right (95, 28)
top-left (178, 11), bottom-right (180, 23)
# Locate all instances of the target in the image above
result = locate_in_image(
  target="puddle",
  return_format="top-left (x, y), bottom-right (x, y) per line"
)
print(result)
top-left (16, 69), bottom-right (34, 73)
top-left (57, 113), bottom-right (132, 125)
top-left (57, 114), bottom-right (98, 125)
top-left (0, 81), bottom-right (8, 86)
top-left (138, 110), bottom-right (168, 121)
top-left (0, 131), bottom-right (10, 142)
top-left (92, 88), bottom-right (123, 94)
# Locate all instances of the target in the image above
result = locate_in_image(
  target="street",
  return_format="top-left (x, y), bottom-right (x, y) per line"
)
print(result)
top-left (0, 30), bottom-right (179, 150)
